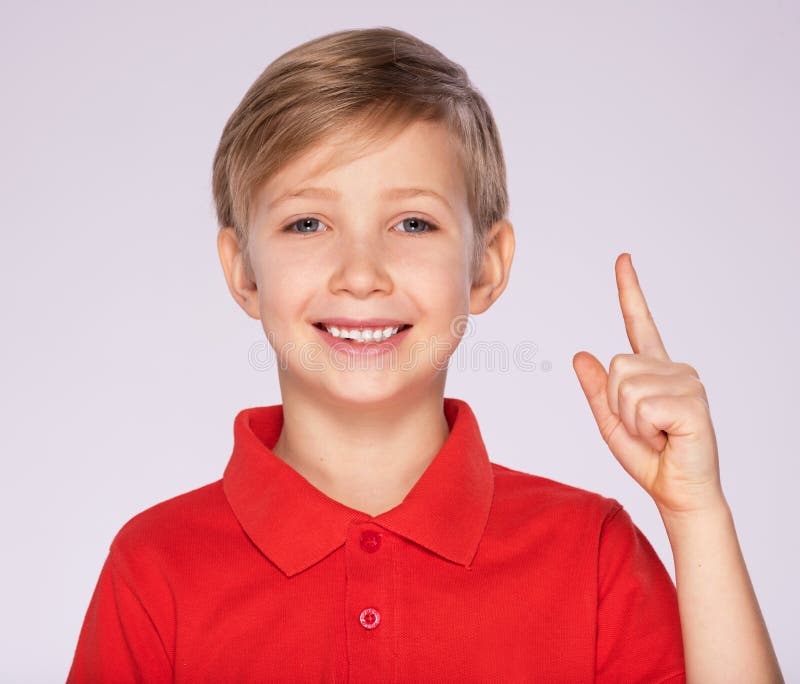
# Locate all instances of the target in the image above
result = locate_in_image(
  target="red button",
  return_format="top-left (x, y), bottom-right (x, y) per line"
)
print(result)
top-left (359, 530), bottom-right (382, 553)
top-left (359, 607), bottom-right (381, 630)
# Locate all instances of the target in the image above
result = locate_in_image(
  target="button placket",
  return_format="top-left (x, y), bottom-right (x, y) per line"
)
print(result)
top-left (358, 529), bottom-right (382, 632)
top-left (344, 522), bottom-right (395, 680)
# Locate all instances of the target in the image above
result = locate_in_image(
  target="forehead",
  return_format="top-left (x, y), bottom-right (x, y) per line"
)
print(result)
top-left (256, 119), bottom-right (468, 214)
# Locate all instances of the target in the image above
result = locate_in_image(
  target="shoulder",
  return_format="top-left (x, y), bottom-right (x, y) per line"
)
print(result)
top-left (490, 461), bottom-right (622, 529)
top-left (108, 480), bottom-right (230, 571)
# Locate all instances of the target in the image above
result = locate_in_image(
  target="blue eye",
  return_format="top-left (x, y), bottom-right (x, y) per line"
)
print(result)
top-left (281, 217), bottom-right (328, 234)
top-left (393, 217), bottom-right (439, 236)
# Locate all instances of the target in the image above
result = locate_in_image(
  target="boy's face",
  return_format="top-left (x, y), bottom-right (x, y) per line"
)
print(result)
top-left (218, 118), bottom-right (512, 407)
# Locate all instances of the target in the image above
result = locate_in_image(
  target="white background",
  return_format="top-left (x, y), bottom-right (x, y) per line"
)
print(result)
top-left (1, 1), bottom-right (797, 680)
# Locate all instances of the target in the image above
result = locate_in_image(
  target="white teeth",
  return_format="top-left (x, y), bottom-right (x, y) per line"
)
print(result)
top-left (324, 325), bottom-right (403, 342)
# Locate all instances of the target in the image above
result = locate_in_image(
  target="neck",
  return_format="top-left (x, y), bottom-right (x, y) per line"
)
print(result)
top-left (271, 384), bottom-right (451, 517)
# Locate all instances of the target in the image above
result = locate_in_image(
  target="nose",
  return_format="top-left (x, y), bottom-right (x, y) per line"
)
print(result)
top-left (327, 231), bottom-right (393, 298)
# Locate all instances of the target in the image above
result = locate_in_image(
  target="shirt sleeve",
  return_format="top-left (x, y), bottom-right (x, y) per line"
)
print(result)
top-left (595, 503), bottom-right (686, 684)
top-left (66, 543), bottom-right (174, 684)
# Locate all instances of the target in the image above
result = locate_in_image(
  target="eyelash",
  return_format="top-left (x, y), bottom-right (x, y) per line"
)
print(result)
top-left (280, 216), bottom-right (440, 237)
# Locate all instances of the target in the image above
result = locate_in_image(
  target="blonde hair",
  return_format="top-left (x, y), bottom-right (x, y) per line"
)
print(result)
top-left (211, 26), bottom-right (509, 284)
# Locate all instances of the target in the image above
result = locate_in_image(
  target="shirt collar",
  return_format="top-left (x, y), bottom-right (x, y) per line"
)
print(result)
top-left (222, 397), bottom-right (495, 577)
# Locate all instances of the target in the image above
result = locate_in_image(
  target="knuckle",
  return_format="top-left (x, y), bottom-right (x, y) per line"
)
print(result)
top-left (686, 374), bottom-right (707, 397)
top-left (618, 378), bottom-right (635, 398)
top-left (681, 362), bottom-right (700, 378)
top-left (692, 393), bottom-right (709, 412)
top-left (609, 353), bottom-right (629, 373)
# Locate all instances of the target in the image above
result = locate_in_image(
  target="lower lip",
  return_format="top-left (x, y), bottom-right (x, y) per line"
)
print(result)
top-left (313, 324), bottom-right (413, 358)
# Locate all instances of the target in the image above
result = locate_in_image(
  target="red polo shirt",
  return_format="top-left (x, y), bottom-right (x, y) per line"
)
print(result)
top-left (67, 397), bottom-right (686, 683)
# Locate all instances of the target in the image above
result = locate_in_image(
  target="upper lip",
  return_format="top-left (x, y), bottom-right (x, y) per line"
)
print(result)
top-left (314, 318), bottom-right (411, 328)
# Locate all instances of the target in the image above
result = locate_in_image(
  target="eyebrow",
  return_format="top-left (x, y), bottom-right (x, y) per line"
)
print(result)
top-left (269, 186), bottom-right (453, 212)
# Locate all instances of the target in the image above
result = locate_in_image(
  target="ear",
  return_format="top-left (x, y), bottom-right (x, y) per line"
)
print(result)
top-left (216, 227), bottom-right (261, 320)
top-left (469, 219), bottom-right (515, 315)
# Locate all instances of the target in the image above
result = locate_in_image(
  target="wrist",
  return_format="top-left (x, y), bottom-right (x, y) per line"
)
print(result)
top-left (656, 491), bottom-right (732, 530)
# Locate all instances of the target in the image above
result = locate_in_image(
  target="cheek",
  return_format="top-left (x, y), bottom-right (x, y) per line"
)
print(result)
top-left (407, 266), bottom-right (470, 341)
top-left (253, 256), bottom-right (315, 333)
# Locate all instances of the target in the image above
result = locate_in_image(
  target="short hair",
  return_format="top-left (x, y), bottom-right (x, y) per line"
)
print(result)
top-left (211, 26), bottom-right (509, 285)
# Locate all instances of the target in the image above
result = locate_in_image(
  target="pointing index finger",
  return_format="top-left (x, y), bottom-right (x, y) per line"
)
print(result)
top-left (616, 253), bottom-right (670, 360)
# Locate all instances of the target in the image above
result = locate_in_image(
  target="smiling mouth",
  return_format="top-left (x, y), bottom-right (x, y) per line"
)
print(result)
top-left (312, 321), bottom-right (413, 343)
top-left (312, 322), bottom-right (413, 332)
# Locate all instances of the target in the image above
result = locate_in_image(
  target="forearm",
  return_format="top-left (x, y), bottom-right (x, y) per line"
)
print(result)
top-left (658, 497), bottom-right (784, 684)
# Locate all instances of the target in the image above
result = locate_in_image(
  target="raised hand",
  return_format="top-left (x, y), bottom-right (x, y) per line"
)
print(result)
top-left (572, 253), bottom-right (724, 516)
top-left (572, 253), bottom-right (786, 682)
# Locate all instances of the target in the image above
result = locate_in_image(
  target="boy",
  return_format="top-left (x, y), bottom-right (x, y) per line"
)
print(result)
top-left (67, 26), bottom-right (783, 683)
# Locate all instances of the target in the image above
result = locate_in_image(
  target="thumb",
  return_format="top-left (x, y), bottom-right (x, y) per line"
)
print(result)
top-left (572, 351), bottom-right (644, 457)
top-left (572, 351), bottom-right (655, 484)
top-left (572, 351), bottom-right (615, 442)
